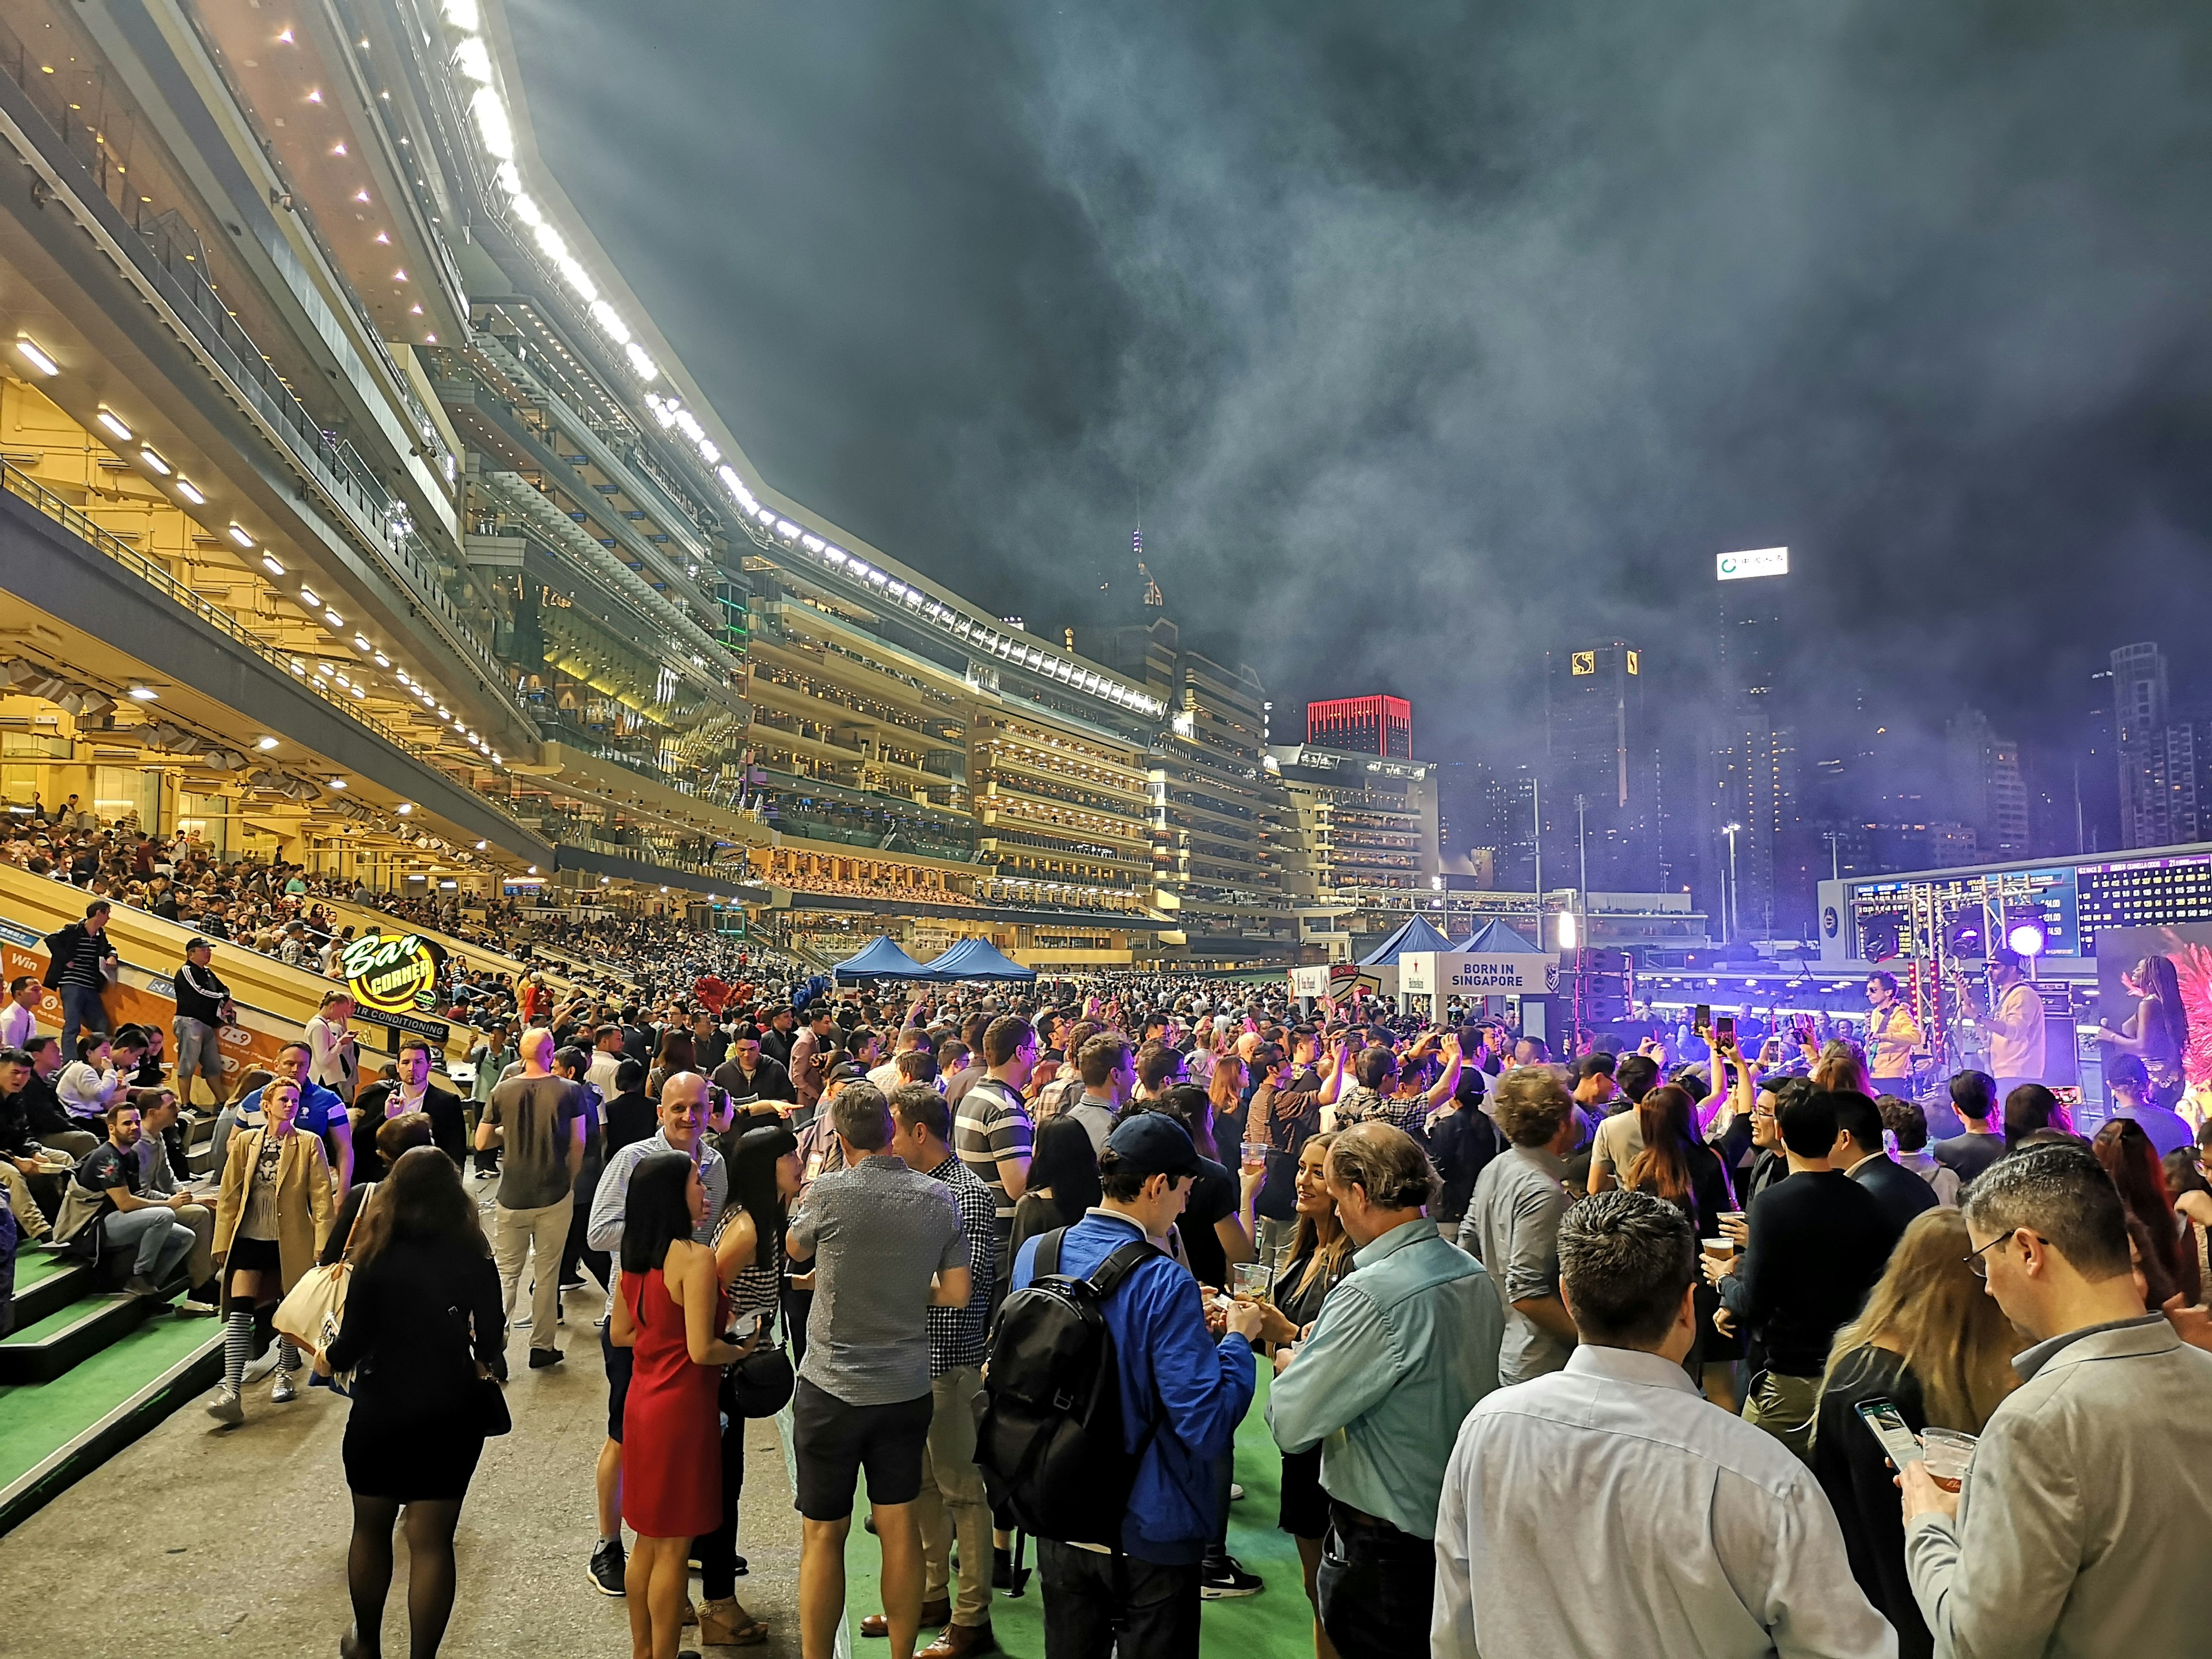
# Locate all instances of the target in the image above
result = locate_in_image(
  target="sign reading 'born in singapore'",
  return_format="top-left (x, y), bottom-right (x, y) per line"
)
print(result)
top-left (342, 931), bottom-right (448, 1016)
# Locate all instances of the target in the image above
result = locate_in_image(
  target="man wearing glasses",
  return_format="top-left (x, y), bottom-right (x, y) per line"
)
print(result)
top-left (1904, 1141), bottom-right (2212, 1655)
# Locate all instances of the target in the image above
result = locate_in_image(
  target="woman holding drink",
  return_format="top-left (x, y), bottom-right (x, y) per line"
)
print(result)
top-left (1235, 1131), bottom-right (1353, 1659)
top-left (1812, 1209), bottom-right (2019, 1659)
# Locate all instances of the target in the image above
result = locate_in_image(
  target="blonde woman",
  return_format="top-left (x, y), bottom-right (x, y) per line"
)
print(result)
top-left (1812, 1209), bottom-right (2019, 1659)
top-left (306, 989), bottom-right (359, 1107)
top-left (1241, 1132), bottom-right (1353, 1659)
top-left (206, 1078), bottom-right (336, 1424)
top-left (1812, 1039), bottom-right (1873, 1097)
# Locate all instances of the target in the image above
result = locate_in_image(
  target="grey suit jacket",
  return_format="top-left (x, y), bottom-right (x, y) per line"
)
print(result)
top-left (1906, 1317), bottom-right (2212, 1657)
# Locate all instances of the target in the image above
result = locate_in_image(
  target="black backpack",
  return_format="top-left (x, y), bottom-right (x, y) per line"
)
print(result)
top-left (973, 1228), bottom-right (1161, 1548)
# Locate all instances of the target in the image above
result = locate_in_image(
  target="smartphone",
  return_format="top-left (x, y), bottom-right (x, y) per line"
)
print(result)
top-left (1694, 1003), bottom-right (1711, 1036)
top-left (1796, 1016), bottom-right (1815, 1044)
top-left (2050, 1086), bottom-right (2083, 1109)
top-left (1714, 1014), bottom-right (1735, 1044)
top-left (1854, 1397), bottom-right (1923, 1469)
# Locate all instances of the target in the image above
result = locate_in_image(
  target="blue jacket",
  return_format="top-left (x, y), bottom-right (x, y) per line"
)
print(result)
top-left (1013, 1210), bottom-right (1255, 1564)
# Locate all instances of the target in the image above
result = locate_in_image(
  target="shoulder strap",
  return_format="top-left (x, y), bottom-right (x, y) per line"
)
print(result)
top-left (1087, 1237), bottom-right (1164, 1298)
top-left (341, 1181), bottom-right (377, 1257)
top-left (1034, 1225), bottom-right (1065, 1279)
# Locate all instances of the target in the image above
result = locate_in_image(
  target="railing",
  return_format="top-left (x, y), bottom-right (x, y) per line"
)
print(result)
top-left (0, 21), bottom-right (521, 726)
top-left (0, 457), bottom-right (553, 850)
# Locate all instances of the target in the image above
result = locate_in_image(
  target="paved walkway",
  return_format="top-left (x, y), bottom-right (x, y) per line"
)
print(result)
top-left (0, 1297), bottom-right (804, 1658)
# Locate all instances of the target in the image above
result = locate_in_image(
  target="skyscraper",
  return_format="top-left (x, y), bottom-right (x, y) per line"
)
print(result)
top-left (1544, 642), bottom-right (1660, 893)
top-left (1945, 708), bottom-right (2031, 859)
top-left (1306, 695), bottom-right (1412, 757)
top-left (1711, 552), bottom-right (1800, 936)
top-left (2112, 642), bottom-right (2202, 849)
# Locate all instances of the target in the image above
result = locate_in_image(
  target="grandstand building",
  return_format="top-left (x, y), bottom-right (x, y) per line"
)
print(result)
top-left (0, 0), bottom-right (1178, 972)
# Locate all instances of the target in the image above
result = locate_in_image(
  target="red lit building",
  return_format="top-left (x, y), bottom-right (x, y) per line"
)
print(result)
top-left (1307, 695), bottom-right (1412, 759)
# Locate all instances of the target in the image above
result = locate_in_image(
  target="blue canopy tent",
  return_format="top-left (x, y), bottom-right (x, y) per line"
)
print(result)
top-left (1358, 915), bottom-right (1459, 967)
top-left (1453, 918), bottom-right (1543, 954)
top-left (831, 935), bottom-right (933, 982)
top-left (920, 937), bottom-right (1037, 982)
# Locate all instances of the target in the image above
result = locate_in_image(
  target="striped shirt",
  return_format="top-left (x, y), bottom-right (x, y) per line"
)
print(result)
top-left (953, 1077), bottom-right (1033, 1232)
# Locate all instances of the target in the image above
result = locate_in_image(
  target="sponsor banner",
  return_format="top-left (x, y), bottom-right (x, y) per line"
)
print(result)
top-left (1399, 950), bottom-right (1558, 998)
top-left (0, 940), bottom-right (291, 1084)
top-left (1287, 962), bottom-right (1396, 1000)
top-left (351, 1006), bottom-right (453, 1045)
top-left (342, 932), bottom-right (448, 1018)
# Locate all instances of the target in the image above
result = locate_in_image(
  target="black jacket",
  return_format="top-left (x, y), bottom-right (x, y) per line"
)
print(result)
top-left (172, 961), bottom-right (232, 1025)
top-left (40, 923), bottom-right (114, 991)
top-left (1850, 1153), bottom-right (1943, 1235)
top-left (711, 1054), bottom-right (794, 1104)
top-left (351, 1080), bottom-right (469, 1176)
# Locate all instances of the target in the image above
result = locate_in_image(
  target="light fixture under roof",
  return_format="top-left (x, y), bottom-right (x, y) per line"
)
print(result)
top-left (262, 555), bottom-right (285, 577)
top-left (96, 409), bottom-right (132, 442)
top-left (127, 685), bottom-right (158, 701)
top-left (227, 524), bottom-right (255, 548)
top-left (138, 447), bottom-right (171, 475)
top-left (329, 778), bottom-right (348, 789)
top-left (299, 586), bottom-right (320, 607)
top-left (14, 338), bottom-right (58, 376)
top-left (256, 736), bottom-right (279, 750)
top-left (174, 478), bottom-right (206, 505)
top-left (325, 609), bottom-right (344, 627)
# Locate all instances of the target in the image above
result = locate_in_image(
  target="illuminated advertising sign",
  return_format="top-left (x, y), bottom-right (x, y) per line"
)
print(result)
top-left (1716, 547), bottom-right (1789, 581)
top-left (343, 931), bottom-right (446, 1017)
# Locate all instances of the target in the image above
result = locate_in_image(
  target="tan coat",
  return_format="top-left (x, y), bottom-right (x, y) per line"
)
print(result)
top-left (213, 1126), bottom-right (335, 1310)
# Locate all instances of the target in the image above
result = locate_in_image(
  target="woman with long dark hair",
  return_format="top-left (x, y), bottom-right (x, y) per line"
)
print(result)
top-left (645, 1031), bottom-right (696, 1102)
top-left (1242, 1131), bottom-right (1352, 1659)
top-left (2093, 1118), bottom-right (2199, 1307)
top-left (611, 1153), bottom-right (748, 1659)
top-left (1009, 1115), bottom-right (1103, 1259)
top-left (2104, 955), bottom-right (2189, 1103)
top-left (326, 1145), bottom-right (503, 1658)
top-left (690, 1124), bottom-right (800, 1647)
top-left (1625, 1084), bottom-right (1740, 1407)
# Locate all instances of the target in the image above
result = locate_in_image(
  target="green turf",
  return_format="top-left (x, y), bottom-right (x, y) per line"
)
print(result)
top-left (0, 1292), bottom-right (131, 1347)
top-left (0, 1310), bottom-right (218, 1489)
top-left (841, 1365), bottom-right (1316, 1658)
top-left (14, 1252), bottom-right (67, 1292)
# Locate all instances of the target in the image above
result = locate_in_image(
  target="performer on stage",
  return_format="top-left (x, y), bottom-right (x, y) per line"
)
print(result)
top-left (1970, 947), bottom-right (2047, 1103)
top-left (1863, 971), bottom-right (1921, 1085)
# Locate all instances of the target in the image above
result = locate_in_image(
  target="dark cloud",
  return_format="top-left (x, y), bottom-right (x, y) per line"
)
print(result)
top-left (510, 0), bottom-right (2212, 768)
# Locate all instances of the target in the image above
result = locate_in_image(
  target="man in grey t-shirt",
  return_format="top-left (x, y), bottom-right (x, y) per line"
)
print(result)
top-left (476, 1028), bottom-right (582, 1367)
top-left (1461, 1066), bottom-right (1580, 1385)
top-left (786, 1082), bottom-right (971, 1659)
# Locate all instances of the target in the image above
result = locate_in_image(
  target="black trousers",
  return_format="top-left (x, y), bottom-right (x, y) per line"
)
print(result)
top-left (1317, 1502), bottom-right (1435, 1659)
top-left (1036, 1540), bottom-right (1200, 1659)
top-left (559, 1168), bottom-right (610, 1290)
top-left (695, 1407), bottom-right (747, 1600)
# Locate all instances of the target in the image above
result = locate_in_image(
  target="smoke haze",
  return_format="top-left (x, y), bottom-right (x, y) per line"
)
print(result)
top-left (509, 0), bottom-right (2212, 774)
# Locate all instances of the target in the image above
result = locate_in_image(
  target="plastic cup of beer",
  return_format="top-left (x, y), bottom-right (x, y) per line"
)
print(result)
top-left (1240, 1140), bottom-right (1270, 1166)
top-left (1920, 1427), bottom-right (1977, 1493)
top-left (1232, 1262), bottom-right (1272, 1301)
top-left (1702, 1236), bottom-right (1736, 1263)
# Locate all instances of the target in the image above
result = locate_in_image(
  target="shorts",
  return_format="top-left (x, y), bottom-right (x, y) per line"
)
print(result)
top-left (791, 1376), bottom-right (933, 1521)
top-left (223, 1235), bottom-right (282, 1296)
top-left (602, 1320), bottom-right (634, 1443)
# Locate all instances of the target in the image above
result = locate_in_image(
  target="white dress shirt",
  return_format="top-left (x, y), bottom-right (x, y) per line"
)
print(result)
top-left (0, 1001), bottom-right (36, 1050)
top-left (1433, 1344), bottom-right (1896, 1659)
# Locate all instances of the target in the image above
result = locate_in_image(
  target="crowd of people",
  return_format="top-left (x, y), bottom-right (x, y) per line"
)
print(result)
top-left (6, 831), bottom-right (2212, 1658)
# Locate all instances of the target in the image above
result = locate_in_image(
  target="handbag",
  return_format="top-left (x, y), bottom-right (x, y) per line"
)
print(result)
top-left (720, 1285), bottom-right (795, 1419)
top-left (475, 1374), bottom-right (513, 1437)
top-left (272, 1181), bottom-right (375, 1376)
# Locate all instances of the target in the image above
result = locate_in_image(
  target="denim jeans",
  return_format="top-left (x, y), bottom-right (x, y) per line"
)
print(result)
top-left (59, 983), bottom-right (108, 1066)
top-left (103, 1206), bottom-right (195, 1281)
top-left (1317, 1503), bottom-right (1436, 1659)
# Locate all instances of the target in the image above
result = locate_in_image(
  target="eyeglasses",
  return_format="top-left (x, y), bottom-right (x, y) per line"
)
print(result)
top-left (1965, 1230), bottom-right (2046, 1278)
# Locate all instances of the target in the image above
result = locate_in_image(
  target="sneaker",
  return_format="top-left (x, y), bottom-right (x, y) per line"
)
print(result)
top-left (559, 1273), bottom-right (588, 1291)
top-left (243, 1340), bottom-right (282, 1384)
top-left (175, 1294), bottom-right (220, 1318)
top-left (271, 1370), bottom-right (298, 1403)
top-left (206, 1385), bottom-right (244, 1426)
top-left (1229, 1482), bottom-right (1246, 1502)
top-left (528, 1346), bottom-right (563, 1369)
top-left (588, 1537), bottom-right (626, 1596)
top-left (123, 1273), bottom-right (164, 1298)
top-left (1199, 1554), bottom-right (1263, 1599)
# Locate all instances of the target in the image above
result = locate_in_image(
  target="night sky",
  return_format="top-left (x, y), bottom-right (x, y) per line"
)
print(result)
top-left (507, 0), bottom-right (2212, 777)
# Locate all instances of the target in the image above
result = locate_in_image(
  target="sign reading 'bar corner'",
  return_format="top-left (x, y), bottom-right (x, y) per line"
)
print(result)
top-left (1716, 547), bottom-right (1789, 581)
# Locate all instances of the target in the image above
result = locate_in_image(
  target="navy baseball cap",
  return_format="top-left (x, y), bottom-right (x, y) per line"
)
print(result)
top-left (1105, 1113), bottom-right (1203, 1180)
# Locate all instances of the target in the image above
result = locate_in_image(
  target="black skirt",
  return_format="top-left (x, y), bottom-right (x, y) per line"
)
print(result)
top-left (223, 1235), bottom-right (282, 1293)
top-left (1278, 1445), bottom-right (1328, 1540)
top-left (342, 1409), bottom-right (486, 1501)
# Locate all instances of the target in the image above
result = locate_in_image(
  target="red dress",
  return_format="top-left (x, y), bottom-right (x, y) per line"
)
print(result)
top-left (619, 1266), bottom-right (724, 1537)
